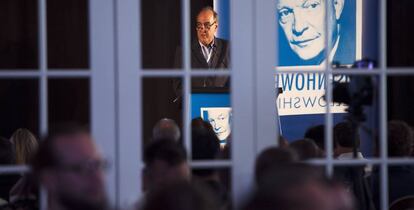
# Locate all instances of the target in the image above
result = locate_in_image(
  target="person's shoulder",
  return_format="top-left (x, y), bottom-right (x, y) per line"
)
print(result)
top-left (215, 37), bottom-right (229, 45)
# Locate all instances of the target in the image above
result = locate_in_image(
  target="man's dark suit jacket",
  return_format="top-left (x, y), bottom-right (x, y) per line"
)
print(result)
top-left (173, 37), bottom-right (230, 102)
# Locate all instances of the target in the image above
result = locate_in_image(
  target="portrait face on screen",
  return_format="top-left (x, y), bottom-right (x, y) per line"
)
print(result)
top-left (201, 107), bottom-right (232, 141)
top-left (277, 0), bottom-right (345, 64)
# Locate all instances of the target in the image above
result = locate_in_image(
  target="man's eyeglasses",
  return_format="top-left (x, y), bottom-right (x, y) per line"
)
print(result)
top-left (196, 21), bottom-right (216, 31)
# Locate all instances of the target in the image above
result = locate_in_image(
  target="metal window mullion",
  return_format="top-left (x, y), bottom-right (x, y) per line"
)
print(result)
top-left (39, 0), bottom-right (48, 138)
top-left (0, 166), bottom-right (30, 174)
top-left (323, 0), bottom-right (334, 177)
top-left (379, 0), bottom-right (388, 209)
top-left (181, 0), bottom-right (192, 160)
top-left (255, 0), bottom-right (277, 152)
top-left (38, 0), bottom-right (48, 210)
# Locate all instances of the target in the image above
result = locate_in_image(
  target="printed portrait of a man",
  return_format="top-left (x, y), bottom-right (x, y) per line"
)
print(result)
top-left (201, 107), bottom-right (232, 144)
top-left (277, 0), bottom-right (357, 66)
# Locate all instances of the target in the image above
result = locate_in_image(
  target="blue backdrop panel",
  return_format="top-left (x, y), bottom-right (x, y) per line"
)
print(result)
top-left (214, 0), bottom-right (230, 40)
top-left (191, 93), bottom-right (231, 119)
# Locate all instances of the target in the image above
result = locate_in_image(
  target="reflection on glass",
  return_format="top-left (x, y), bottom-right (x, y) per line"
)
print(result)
top-left (0, 0), bottom-right (38, 69)
top-left (48, 79), bottom-right (90, 126)
top-left (0, 80), bottom-right (39, 138)
top-left (191, 76), bottom-right (231, 158)
top-left (277, 0), bottom-right (355, 66)
top-left (142, 78), bottom-right (182, 146)
top-left (188, 6), bottom-right (230, 70)
top-left (47, 0), bottom-right (89, 69)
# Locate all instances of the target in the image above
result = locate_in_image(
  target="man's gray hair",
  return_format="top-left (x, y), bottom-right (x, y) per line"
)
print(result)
top-left (198, 6), bottom-right (219, 23)
top-left (152, 118), bottom-right (181, 142)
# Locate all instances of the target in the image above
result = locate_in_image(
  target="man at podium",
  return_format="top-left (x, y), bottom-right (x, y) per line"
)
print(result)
top-left (173, 6), bottom-right (230, 102)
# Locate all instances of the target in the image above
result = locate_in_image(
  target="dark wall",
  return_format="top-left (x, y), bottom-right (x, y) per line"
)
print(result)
top-left (387, 0), bottom-right (414, 126)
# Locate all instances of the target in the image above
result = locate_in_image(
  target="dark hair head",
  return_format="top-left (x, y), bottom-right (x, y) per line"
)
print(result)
top-left (334, 121), bottom-right (360, 148)
top-left (142, 181), bottom-right (219, 210)
top-left (255, 147), bottom-right (299, 185)
top-left (290, 139), bottom-right (323, 160)
top-left (304, 125), bottom-right (325, 150)
top-left (246, 163), bottom-right (329, 210)
top-left (0, 136), bottom-right (15, 164)
top-left (144, 140), bottom-right (187, 167)
top-left (388, 120), bottom-right (414, 157)
top-left (31, 123), bottom-right (90, 175)
top-left (191, 118), bottom-right (220, 160)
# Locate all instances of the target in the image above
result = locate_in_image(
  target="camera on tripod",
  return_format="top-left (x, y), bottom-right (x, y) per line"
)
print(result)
top-left (331, 59), bottom-right (376, 122)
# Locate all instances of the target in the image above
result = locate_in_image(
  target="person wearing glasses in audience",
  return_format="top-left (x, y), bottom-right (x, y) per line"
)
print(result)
top-left (32, 124), bottom-right (110, 210)
top-left (173, 6), bottom-right (230, 103)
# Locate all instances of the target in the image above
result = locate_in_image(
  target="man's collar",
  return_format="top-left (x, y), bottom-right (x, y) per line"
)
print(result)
top-left (199, 37), bottom-right (216, 48)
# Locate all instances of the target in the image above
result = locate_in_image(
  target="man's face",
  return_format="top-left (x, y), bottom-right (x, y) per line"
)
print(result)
top-left (47, 134), bottom-right (107, 210)
top-left (277, 0), bottom-right (341, 60)
top-left (196, 10), bottom-right (218, 46)
top-left (207, 109), bottom-right (231, 140)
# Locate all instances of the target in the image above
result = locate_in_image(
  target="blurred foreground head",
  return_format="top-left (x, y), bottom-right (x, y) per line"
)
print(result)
top-left (247, 163), bottom-right (355, 210)
top-left (143, 140), bottom-right (190, 192)
top-left (32, 124), bottom-right (108, 210)
top-left (141, 181), bottom-right (219, 210)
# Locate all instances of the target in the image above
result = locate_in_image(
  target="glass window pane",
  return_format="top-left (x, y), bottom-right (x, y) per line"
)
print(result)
top-left (0, 0), bottom-right (38, 69)
top-left (191, 76), bottom-right (231, 160)
top-left (142, 78), bottom-right (183, 146)
top-left (190, 1), bottom-right (231, 70)
top-left (47, 0), bottom-right (89, 69)
top-left (48, 79), bottom-right (90, 126)
top-left (141, 0), bottom-right (182, 69)
top-left (387, 76), bottom-right (414, 158)
top-left (387, 1), bottom-right (414, 67)
top-left (331, 75), bottom-right (380, 159)
top-left (0, 79), bottom-right (39, 139)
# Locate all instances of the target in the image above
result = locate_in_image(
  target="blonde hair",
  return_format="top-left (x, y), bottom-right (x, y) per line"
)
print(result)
top-left (10, 128), bottom-right (39, 165)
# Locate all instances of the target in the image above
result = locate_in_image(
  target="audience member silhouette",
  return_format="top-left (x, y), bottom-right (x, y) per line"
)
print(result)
top-left (246, 163), bottom-right (355, 210)
top-left (0, 137), bottom-right (20, 202)
top-left (372, 120), bottom-right (414, 208)
top-left (255, 147), bottom-right (299, 186)
top-left (10, 128), bottom-right (38, 165)
top-left (141, 181), bottom-right (219, 210)
top-left (32, 124), bottom-right (109, 210)
top-left (152, 118), bottom-right (181, 142)
top-left (191, 118), bottom-right (228, 209)
top-left (333, 121), bottom-right (375, 210)
top-left (143, 139), bottom-right (190, 192)
top-left (290, 139), bottom-right (323, 160)
top-left (304, 124), bottom-right (325, 153)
